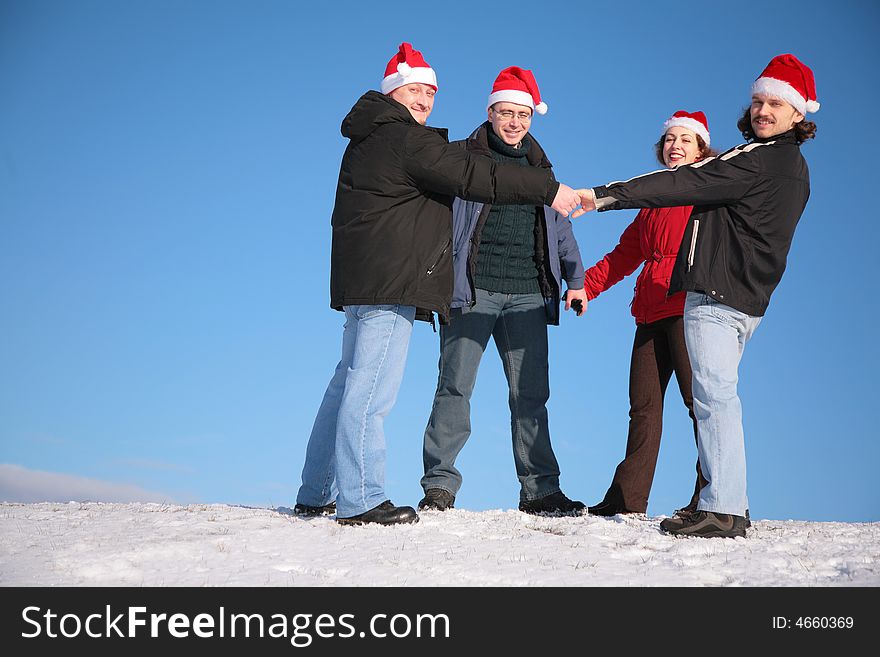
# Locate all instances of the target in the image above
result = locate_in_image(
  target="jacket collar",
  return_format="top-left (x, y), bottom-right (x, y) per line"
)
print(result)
top-left (752, 128), bottom-right (799, 145)
top-left (464, 122), bottom-right (552, 169)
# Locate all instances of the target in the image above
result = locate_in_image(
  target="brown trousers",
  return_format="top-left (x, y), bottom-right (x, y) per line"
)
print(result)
top-left (600, 315), bottom-right (706, 513)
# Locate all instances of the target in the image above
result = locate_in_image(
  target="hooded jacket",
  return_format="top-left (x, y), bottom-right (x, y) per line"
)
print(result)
top-left (593, 130), bottom-right (809, 316)
top-left (329, 91), bottom-right (559, 323)
top-left (582, 205), bottom-right (692, 325)
top-left (449, 123), bottom-right (584, 325)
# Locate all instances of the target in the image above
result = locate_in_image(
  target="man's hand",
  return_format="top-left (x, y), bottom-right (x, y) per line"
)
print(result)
top-left (550, 183), bottom-right (584, 216)
top-left (571, 188), bottom-right (596, 218)
top-left (564, 288), bottom-right (588, 316)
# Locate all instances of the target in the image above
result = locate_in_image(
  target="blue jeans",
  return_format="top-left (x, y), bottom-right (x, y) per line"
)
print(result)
top-left (296, 304), bottom-right (416, 519)
top-left (684, 292), bottom-right (762, 516)
top-left (421, 289), bottom-right (561, 501)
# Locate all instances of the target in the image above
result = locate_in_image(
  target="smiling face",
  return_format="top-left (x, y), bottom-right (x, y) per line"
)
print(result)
top-left (487, 102), bottom-right (533, 146)
top-left (389, 83), bottom-right (435, 125)
top-left (662, 126), bottom-right (701, 167)
top-left (750, 93), bottom-right (804, 139)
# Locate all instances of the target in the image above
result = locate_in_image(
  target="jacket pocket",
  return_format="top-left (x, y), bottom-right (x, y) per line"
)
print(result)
top-left (426, 239), bottom-right (451, 276)
top-left (687, 219), bottom-right (700, 272)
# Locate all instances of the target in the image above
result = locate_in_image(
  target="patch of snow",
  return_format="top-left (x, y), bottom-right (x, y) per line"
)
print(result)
top-left (2, 503), bottom-right (877, 587)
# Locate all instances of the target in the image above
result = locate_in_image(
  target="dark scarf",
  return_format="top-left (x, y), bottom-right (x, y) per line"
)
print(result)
top-left (474, 130), bottom-right (541, 294)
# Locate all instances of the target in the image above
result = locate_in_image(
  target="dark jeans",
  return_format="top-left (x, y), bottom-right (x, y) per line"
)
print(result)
top-left (599, 315), bottom-right (706, 513)
top-left (420, 289), bottom-right (561, 501)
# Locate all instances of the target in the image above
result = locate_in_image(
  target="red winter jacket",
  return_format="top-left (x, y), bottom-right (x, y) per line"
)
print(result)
top-left (583, 205), bottom-right (692, 325)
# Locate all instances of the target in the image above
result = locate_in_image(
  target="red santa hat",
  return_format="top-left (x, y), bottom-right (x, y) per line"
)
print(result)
top-left (751, 53), bottom-right (820, 114)
top-left (663, 110), bottom-right (711, 146)
top-left (381, 42), bottom-right (437, 95)
top-left (486, 66), bottom-right (547, 115)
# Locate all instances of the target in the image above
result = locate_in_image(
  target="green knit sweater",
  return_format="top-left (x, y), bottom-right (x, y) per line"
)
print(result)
top-left (474, 130), bottom-right (541, 294)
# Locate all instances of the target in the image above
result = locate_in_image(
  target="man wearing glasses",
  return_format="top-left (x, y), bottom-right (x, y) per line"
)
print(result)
top-left (418, 67), bottom-right (589, 515)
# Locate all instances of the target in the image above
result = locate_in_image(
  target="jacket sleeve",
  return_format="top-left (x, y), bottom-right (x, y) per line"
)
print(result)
top-left (551, 208), bottom-right (585, 289)
top-left (582, 212), bottom-right (645, 300)
top-left (403, 128), bottom-right (559, 207)
top-left (593, 147), bottom-right (760, 211)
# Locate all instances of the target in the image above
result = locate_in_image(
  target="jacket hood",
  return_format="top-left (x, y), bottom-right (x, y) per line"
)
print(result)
top-left (341, 90), bottom-right (419, 144)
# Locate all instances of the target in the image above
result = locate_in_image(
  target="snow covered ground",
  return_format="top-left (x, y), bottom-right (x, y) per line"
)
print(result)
top-left (1, 502), bottom-right (877, 587)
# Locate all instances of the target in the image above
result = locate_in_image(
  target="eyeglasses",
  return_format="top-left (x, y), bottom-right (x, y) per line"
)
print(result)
top-left (491, 108), bottom-right (532, 122)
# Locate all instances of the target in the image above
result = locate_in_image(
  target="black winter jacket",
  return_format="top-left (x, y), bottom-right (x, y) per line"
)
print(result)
top-left (329, 91), bottom-right (559, 323)
top-left (593, 130), bottom-right (810, 316)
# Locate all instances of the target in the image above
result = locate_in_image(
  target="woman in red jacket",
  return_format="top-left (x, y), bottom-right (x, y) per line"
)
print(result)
top-left (585, 111), bottom-right (716, 517)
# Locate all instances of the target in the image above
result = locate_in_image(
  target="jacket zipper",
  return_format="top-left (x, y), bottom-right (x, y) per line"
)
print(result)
top-left (687, 219), bottom-right (700, 272)
top-left (426, 239), bottom-right (451, 276)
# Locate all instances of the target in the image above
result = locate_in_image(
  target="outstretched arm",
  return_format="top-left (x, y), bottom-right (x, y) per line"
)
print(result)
top-left (592, 150), bottom-right (759, 212)
top-left (573, 148), bottom-right (759, 216)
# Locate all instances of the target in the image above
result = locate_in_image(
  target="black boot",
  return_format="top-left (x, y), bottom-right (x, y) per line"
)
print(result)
top-left (418, 488), bottom-right (455, 511)
top-left (336, 501), bottom-right (419, 526)
top-left (293, 501), bottom-right (336, 517)
top-left (587, 500), bottom-right (631, 517)
top-left (587, 485), bottom-right (636, 516)
top-left (519, 491), bottom-right (585, 516)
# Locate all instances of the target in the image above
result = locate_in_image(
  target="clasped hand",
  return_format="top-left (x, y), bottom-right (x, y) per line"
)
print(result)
top-left (550, 185), bottom-right (597, 218)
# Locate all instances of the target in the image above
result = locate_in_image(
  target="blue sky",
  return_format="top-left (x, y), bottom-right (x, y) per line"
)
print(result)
top-left (1, 0), bottom-right (877, 521)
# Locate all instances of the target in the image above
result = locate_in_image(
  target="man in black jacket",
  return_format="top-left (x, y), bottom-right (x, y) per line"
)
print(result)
top-left (574, 54), bottom-right (819, 538)
top-left (294, 43), bottom-right (585, 526)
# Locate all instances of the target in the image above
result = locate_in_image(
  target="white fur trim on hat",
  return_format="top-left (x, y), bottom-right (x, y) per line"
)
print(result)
top-left (487, 89), bottom-right (544, 114)
top-left (751, 77), bottom-right (817, 114)
top-left (663, 116), bottom-right (710, 146)
top-left (381, 66), bottom-right (437, 95)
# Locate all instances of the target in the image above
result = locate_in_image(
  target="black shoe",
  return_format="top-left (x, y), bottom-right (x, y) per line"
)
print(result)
top-left (519, 491), bottom-right (586, 516)
top-left (660, 510), bottom-right (747, 538)
top-left (418, 488), bottom-right (455, 511)
top-left (336, 500), bottom-right (419, 526)
top-left (293, 501), bottom-right (336, 517)
top-left (587, 501), bottom-right (635, 517)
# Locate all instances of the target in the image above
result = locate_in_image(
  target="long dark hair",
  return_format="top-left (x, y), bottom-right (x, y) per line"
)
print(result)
top-left (737, 107), bottom-right (817, 143)
top-left (653, 133), bottom-right (716, 167)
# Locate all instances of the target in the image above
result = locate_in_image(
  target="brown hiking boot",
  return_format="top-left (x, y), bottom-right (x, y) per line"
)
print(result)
top-left (672, 505), bottom-right (751, 528)
top-left (660, 510), bottom-right (747, 538)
